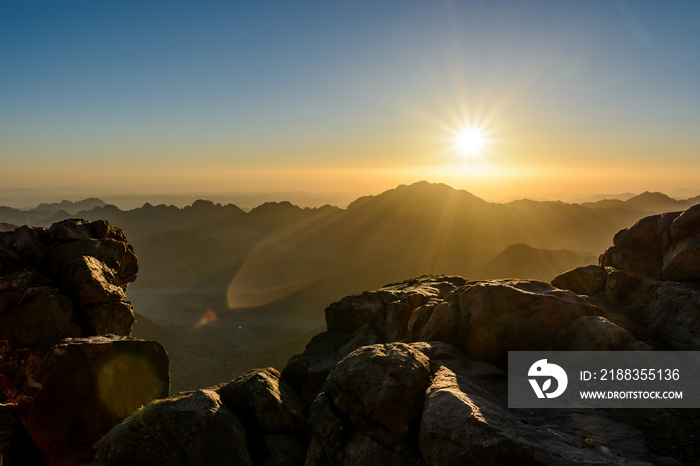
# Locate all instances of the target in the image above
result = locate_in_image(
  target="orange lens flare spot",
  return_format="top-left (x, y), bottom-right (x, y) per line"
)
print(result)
top-left (194, 308), bottom-right (218, 329)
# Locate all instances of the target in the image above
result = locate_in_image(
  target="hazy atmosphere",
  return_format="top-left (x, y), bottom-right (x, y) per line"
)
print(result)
top-left (4, 2), bottom-right (700, 464)
top-left (2, 1), bottom-right (700, 204)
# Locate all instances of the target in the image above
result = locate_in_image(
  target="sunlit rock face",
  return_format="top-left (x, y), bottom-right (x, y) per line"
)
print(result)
top-left (313, 275), bottom-right (648, 370)
top-left (0, 219), bottom-right (169, 465)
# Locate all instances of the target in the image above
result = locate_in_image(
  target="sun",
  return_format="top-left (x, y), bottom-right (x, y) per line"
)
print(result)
top-left (454, 126), bottom-right (487, 157)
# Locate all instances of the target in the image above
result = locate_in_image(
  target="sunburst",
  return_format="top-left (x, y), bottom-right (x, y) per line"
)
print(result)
top-left (453, 126), bottom-right (488, 158)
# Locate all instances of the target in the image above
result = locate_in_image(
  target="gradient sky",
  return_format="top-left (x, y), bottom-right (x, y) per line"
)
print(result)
top-left (2, 0), bottom-right (700, 203)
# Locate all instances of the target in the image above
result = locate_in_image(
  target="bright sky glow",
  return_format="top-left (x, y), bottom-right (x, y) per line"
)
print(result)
top-left (1, 1), bottom-right (700, 203)
top-left (454, 126), bottom-right (488, 159)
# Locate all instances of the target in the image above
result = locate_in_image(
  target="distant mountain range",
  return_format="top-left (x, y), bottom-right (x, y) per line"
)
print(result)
top-left (2, 183), bottom-right (698, 230)
top-left (35, 197), bottom-right (107, 214)
top-left (581, 190), bottom-right (700, 212)
top-left (2, 181), bottom-right (698, 390)
top-left (4, 180), bottom-right (698, 314)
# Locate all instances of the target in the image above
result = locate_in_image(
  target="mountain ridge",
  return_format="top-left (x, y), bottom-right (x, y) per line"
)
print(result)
top-left (3, 181), bottom-right (700, 230)
top-left (3, 181), bottom-right (699, 392)
top-left (35, 197), bottom-right (107, 214)
top-left (4, 180), bottom-right (700, 220)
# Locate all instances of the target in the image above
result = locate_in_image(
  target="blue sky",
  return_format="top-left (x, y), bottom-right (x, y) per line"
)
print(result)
top-left (2, 1), bottom-right (700, 201)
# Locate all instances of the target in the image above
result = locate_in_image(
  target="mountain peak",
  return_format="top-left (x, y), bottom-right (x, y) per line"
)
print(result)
top-left (399, 180), bottom-right (483, 198)
top-left (626, 191), bottom-right (679, 210)
top-left (188, 199), bottom-right (219, 210)
top-left (347, 180), bottom-right (487, 212)
top-left (248, 201), bottom-right (302, 217)
top-left (633, 191), bottom-right (674, 200)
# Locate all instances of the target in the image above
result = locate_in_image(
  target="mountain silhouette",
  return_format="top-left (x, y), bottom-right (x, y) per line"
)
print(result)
top-left (1, 181), bottom-right (698, 390)
top-left (582, 190), bottom-right (700, 212)
top-left (483, 243), bottom-right (596, 281)
top-left (35, 198), bottom-right (106, 214)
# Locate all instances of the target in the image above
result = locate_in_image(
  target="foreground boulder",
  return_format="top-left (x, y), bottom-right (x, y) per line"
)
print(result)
top-left (97, 368), bottom-right (305, 466)
top-left (97, 389), bottom-right (253, 466)
top-left (306, 343), bottom-right (431, 465)
top-left (418, 344), bottom-right (653, 465)
top-left (26, 336), bottom-right (169, 463)
top-left (0, 220), bottom-right (169, 465)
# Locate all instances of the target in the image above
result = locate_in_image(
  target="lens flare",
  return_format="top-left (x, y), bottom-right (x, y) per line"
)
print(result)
top-left (194, 308), bottom-right (218, 329)
top-left (97, 353), bottom-right (164, 418)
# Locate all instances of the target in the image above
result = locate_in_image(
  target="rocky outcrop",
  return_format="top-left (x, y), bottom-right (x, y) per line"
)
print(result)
top-left (0, 219), bottom-right (137, 347)
top-left (286, 276), bottom-right (465, 399)
top-left (0, 402), bottom-right (43, 466)
top-left (554, 204), bottom-right (700, 350)
top-left (455, 279), bottom-right (640, 361)
top-left (0, 220), bottom-right (169, 465)
top-left (598, 205), bottom-right (700, 284)
top-left (289, 276), bottom-right (647, 388)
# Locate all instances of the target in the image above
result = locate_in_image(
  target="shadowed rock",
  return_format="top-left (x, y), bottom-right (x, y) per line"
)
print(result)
top-left (97, 368), bottom-right (308, 466)
top-left (0, 220), bottom-right (170, 465)
top-left (96, 390), bottom-right (252, 466)
top-left (27, 336), bottom-right (169, 464)
top-left (0, 281), bottom-right (80, 351)
top-left (0, 219), bottom-right (138, 346)
top-left (306, 343), bottom-right (432, 465)
top-left (281, 324), bottom-right (381, 402)
top-left (553, 316), bottom-right (650, 351)
top-left (324, 343), bottom-right (430, 436)
top-left (216, 367), bottom-right (307, 465)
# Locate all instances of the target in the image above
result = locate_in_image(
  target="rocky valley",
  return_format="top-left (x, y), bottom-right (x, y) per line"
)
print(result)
top-left (1, 182), bottom-right (695, 392)
top-left (1, 185), bottom-right (700, 464)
